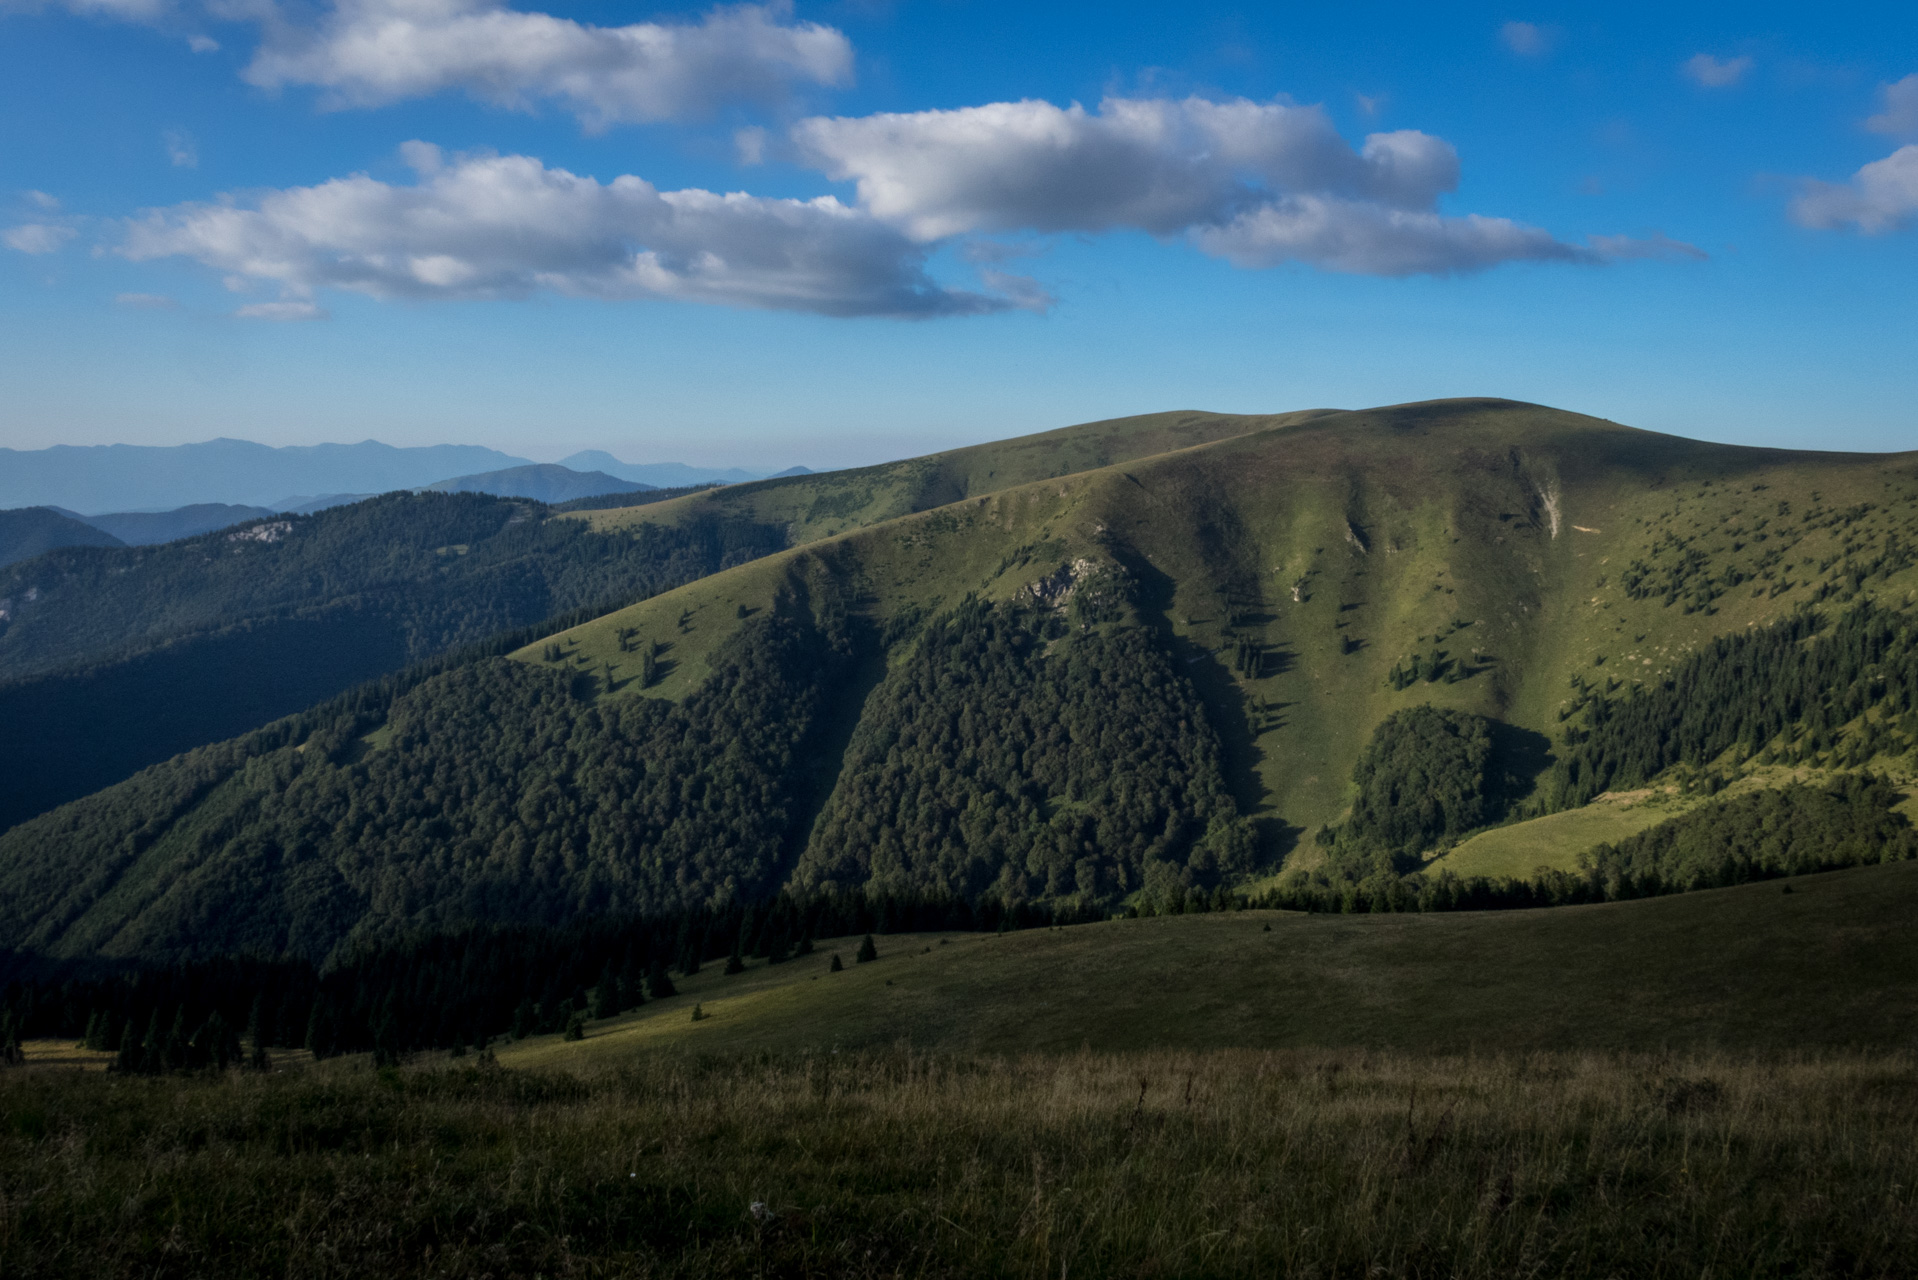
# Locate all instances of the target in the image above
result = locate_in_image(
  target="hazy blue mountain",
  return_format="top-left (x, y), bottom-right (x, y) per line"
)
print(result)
top-left (67, 503), bottom-right (276, 546)
top-left (0, 439), bottom-right (533, 512)
top-left (0, 508), bottom-right (123, 568)
top-left (425, 464), bottom-right (652, 503)
top-left (557, 452), bottom-right (808, 487)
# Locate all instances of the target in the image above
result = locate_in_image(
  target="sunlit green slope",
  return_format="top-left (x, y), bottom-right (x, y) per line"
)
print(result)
top-left (522, 397), bottom-right (1918, 848)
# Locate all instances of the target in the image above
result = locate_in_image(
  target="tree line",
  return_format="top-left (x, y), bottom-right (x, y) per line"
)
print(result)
top-left (0, 888), bottom-right (1099, 1071)
top-left (1541, 602), bottom-right (1918, 810)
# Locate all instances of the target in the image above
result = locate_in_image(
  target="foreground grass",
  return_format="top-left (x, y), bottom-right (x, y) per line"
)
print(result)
top-left (5, 1047), bottom-right (1917, 1278)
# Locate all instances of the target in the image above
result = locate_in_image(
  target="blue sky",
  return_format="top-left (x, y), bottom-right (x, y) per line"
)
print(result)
top-left (2, 1), bottom-right (1914, 468)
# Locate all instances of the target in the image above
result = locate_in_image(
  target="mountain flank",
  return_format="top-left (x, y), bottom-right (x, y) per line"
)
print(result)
top-left (2, 399), bottom-right (1916, 966)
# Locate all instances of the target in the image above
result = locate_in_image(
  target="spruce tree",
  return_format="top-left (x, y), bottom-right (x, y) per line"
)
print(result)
top-left (592, 963), bottom-right (621, 1020)
top-left (647, 961), bottom-right (677, 999)
top-left (141, 1009), bottom-right (164, 1075)
top-left (829, 953), bottom-right (843, 973)
top-left (164, 1007), bottom-right (190, 1071)
top-left (856, 934), bottom-right (878, 964)
top-left (116, 1021), bottom-right (140, 1073)
top-left (724, 935), bottom-right (746, 975)
top-left (564, 1012), bottom-right (586, 1041)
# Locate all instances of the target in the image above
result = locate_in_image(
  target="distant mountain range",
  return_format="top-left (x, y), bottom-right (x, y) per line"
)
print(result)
top-left (51, 503), bottom-right (278, 546)
top-left (426, 464), bottom-right (652, 504)
top-left (0, 438), bottom-right (813, 514)
top-left (0, 440), bottom-right (532, 513)
top-left (0, 507), bottom-right (123, 568)
top-left (558, 452), bottom-right (812, 488)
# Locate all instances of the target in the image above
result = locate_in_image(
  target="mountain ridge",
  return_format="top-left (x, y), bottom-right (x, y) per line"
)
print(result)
top-left (4, 399), bottom-right (1916, 965)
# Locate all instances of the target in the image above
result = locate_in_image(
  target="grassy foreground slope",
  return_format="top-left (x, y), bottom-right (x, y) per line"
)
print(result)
top-left (506, 860), bottom-right (1918, 1064)
top-left (527, 398), bottom-right (1918, 842)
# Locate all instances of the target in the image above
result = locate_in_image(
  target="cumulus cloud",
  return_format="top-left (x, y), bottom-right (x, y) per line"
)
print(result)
top-left (243, 0), bottom-right (852, 127)
top-left (117, 143), bottom-right (1020, 318)
top-left (795, 97), bottom-right (1462, 241)
top-left (1867, 74), bottom-right (1918, 138)
top-left (1791, 144), bottom-right (1918, 234)
top-left (1499, 22), bottom-right (1554, 57)
top-left (792, 94), bottom-right (1663, 277)
top-left (1684, 54), bottom-right (1753, 88)
top-left (3, 223), bottom-right (76, 253)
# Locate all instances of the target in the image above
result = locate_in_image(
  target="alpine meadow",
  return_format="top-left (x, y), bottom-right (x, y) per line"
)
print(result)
top-left (8, 1), bottom-right (1918, 1270)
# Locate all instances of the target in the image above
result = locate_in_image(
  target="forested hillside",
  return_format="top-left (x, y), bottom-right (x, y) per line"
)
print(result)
top-left (4, 399), bottom-right (1918, 969)
top-left (0, 492), bottom-right (786, 831)
top-left (0, 576), bottom-right (1247, 964)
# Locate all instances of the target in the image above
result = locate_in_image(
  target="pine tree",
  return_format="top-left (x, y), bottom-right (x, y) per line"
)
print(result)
top-left (647, 961), bottom-right (677, 999)
top-left (724, 935), bottom-right (746, 975)
top-left (116, 1021), bottom-right (140, 1073)
top-left (856, 934), bottom-right (878, 964)
top-left (140, 1009), bottom-right (164, 1075)
top-left (164, 1007), bottom-right (190, 1071)
top-left (592, 963), bottom-right (621, 1020)
top-left (829, 953), bottom-right (843, 973)
top-left (511, 999), bottom-right (536, 1040)
top-left (563, 1012), bottom-right (586, 1041)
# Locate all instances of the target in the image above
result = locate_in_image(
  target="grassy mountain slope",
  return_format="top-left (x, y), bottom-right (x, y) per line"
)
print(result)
top-left (528, 398), bottom-right (1918, 846)
top-left (505, 860), bottom-right (1918, 1062)
top-left (570, 408), bottom-right (1329, 548)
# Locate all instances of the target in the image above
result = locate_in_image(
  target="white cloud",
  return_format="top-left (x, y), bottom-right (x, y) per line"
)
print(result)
top-left (236, 300), bottom-right (329, 320)
top-left (795, 97), bottom-right (1461, 241)
top-left (1499, 22), bottom-right (1554, 57)
top-left (1791, 144), bottom-right (1918, 234)
top-left (25, 190), bottom-right (61, 210)
top-left (1684, 54), bottom-right (1753, 89)
top-left (792, 94), bottom-right (1657, 277)
top-left (243, 0), bottom-right (852, 128)
top-left (3, 223), bottom-right (76, 253)
top-left (187, 33), bottom-right (218, 52)
top-left (164, 128), bottom-right (198, 168)
top-left (1867, 74), bottom-right (1918, 138)
top-left (117, 143), bottom-right (1021, 318)
top-left (1195, 199), bottom-right (1589, 275)
top-left (115, 291), bottom-right (181, 308)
